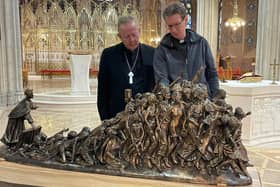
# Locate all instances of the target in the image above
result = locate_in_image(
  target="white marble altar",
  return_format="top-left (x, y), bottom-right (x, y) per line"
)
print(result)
top-left (221, 80), bottom-right (280, 146)
top-left (70, 54), bottom-right (92, 95)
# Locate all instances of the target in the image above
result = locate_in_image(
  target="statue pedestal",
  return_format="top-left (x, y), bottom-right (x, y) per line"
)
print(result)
top-left (70, 54), bottom-right (92, 95)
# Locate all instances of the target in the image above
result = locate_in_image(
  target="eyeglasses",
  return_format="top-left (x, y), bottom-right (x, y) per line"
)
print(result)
top-left (167, 20), bottom-right (184, 30)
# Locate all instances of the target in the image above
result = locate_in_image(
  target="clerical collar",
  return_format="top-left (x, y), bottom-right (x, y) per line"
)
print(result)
top-left (171, 37), bottom-right (186, 45)
top-left (179, 39), bottom-right (185, 44)
top-left (123, 44), bottom-right (141, 55)
top-left (171, 31), bottom-right (188, 45)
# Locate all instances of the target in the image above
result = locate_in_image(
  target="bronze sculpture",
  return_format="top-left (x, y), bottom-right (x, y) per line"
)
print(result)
top-left (0, 81), bottom-right (253, 186)
top-left (1, 88), bottom-right (38, 147)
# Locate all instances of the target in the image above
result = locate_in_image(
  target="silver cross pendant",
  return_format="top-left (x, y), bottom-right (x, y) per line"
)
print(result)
top-left (128, 71), bottom-right (134, 84)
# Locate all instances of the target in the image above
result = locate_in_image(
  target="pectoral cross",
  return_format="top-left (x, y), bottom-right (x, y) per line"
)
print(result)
top-left (270, 59), bottom-right (279, 84)
top-left (128, 71), bottom-right (134, 84)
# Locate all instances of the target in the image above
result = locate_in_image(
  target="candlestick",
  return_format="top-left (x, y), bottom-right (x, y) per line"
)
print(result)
top-left (270, 59), bottom-right (279, 84)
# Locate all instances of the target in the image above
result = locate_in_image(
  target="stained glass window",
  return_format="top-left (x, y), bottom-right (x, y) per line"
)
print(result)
top-left (180, 0), bottom-right (196, 30)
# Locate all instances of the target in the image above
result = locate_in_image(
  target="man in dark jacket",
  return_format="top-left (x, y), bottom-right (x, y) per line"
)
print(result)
top-left (97, 16), bottom-right (155, 120)
top-left (153, 3), bottom-right (219, 98)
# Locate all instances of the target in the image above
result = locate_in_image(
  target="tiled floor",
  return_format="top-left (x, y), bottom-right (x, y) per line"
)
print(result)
top-left (0, 76), bottom-right (279, 186)
top-left (247, 147), bottom-right (280, 186)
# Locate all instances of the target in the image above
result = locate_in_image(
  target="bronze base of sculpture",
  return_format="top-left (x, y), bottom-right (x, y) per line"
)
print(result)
top-left (0, 145), bottom-right (252, 186)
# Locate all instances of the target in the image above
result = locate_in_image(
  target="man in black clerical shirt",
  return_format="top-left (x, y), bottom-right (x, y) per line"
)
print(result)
top-left (97, 16), bottom-right (155, 120)
top-left (153, 3), bottom-right (219, 98)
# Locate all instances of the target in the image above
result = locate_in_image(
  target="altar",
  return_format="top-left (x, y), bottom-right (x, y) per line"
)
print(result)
top-left (70, 54), bottom-right (92, 95)
top-left (220, 80), bottom-right (280, 146)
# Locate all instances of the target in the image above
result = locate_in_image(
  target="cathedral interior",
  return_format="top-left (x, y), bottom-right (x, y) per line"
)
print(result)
top-left (0, 0), bottom-right (280, 186)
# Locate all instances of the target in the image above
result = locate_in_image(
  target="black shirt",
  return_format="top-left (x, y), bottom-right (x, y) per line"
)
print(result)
top-left (123, 44), bottom-right (145, 96)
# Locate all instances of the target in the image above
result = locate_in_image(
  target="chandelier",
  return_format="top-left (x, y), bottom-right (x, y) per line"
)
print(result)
top-left (225, 0), bottom-right (246, 31)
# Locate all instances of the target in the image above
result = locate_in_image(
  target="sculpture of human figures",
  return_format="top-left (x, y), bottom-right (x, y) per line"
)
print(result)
top-left (1, 88), bottom-right (38, 147)
top-left (169, 83), bottom-right (185, 140)
top-left (153, 85), bottom-right (172, 169)
top-left (142, 93), bottom-right (158, 169)
top-left (0, 76), bottom-right (253, 185)
top-left (168, 83), bottom-right (186, 164)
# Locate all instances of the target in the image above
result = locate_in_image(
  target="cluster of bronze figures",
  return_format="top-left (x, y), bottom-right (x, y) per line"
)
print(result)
top-left (0, 81), bottom-right (253, 186)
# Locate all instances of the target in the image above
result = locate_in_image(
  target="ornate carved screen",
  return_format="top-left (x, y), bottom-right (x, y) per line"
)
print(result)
top-left (20, 0), bottom-right (161, 74)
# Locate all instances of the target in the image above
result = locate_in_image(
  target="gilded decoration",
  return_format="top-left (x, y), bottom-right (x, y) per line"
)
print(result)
top-left (20, 0), bottom-right (161, 74)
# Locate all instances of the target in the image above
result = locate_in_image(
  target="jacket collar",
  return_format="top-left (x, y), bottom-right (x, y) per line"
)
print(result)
top-left (160, 29), bottom-right (202, 49)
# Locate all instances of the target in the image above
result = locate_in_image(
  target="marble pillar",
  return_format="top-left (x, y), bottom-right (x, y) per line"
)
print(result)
top-left (160, 0), bottom-right (167, 37)
top-left (196, 0), bottom-right (219, 60)
top-left (0, 0), bottom-right (23, 107)
top-left (256, 0), bottom-right (280, 80)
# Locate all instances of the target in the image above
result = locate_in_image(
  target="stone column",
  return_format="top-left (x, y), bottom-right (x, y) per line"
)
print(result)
top-left (0, 0), bottom-right (23, 107)
top-left (160, 0), bottom-right (167, 37)
top-left (255, 0), bottom-right (280, 80)
top-left (196, 0), bottom-right (219, 60)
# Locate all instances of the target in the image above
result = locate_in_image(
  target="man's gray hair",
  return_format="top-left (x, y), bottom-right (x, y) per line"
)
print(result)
top-left (163, 3), bottom-right (186, 20)
top-left (118, 16), bottom-right (138, 31)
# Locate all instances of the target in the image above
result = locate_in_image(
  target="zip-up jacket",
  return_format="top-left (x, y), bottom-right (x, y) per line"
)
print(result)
top-left (153, 29), bottom-right (219, 98)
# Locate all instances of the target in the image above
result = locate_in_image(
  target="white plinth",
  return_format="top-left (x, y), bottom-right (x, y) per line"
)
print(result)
top-left (70, 54), bottom-right (92, 95)
top-left (221, 80), bottom-right (280, 146)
